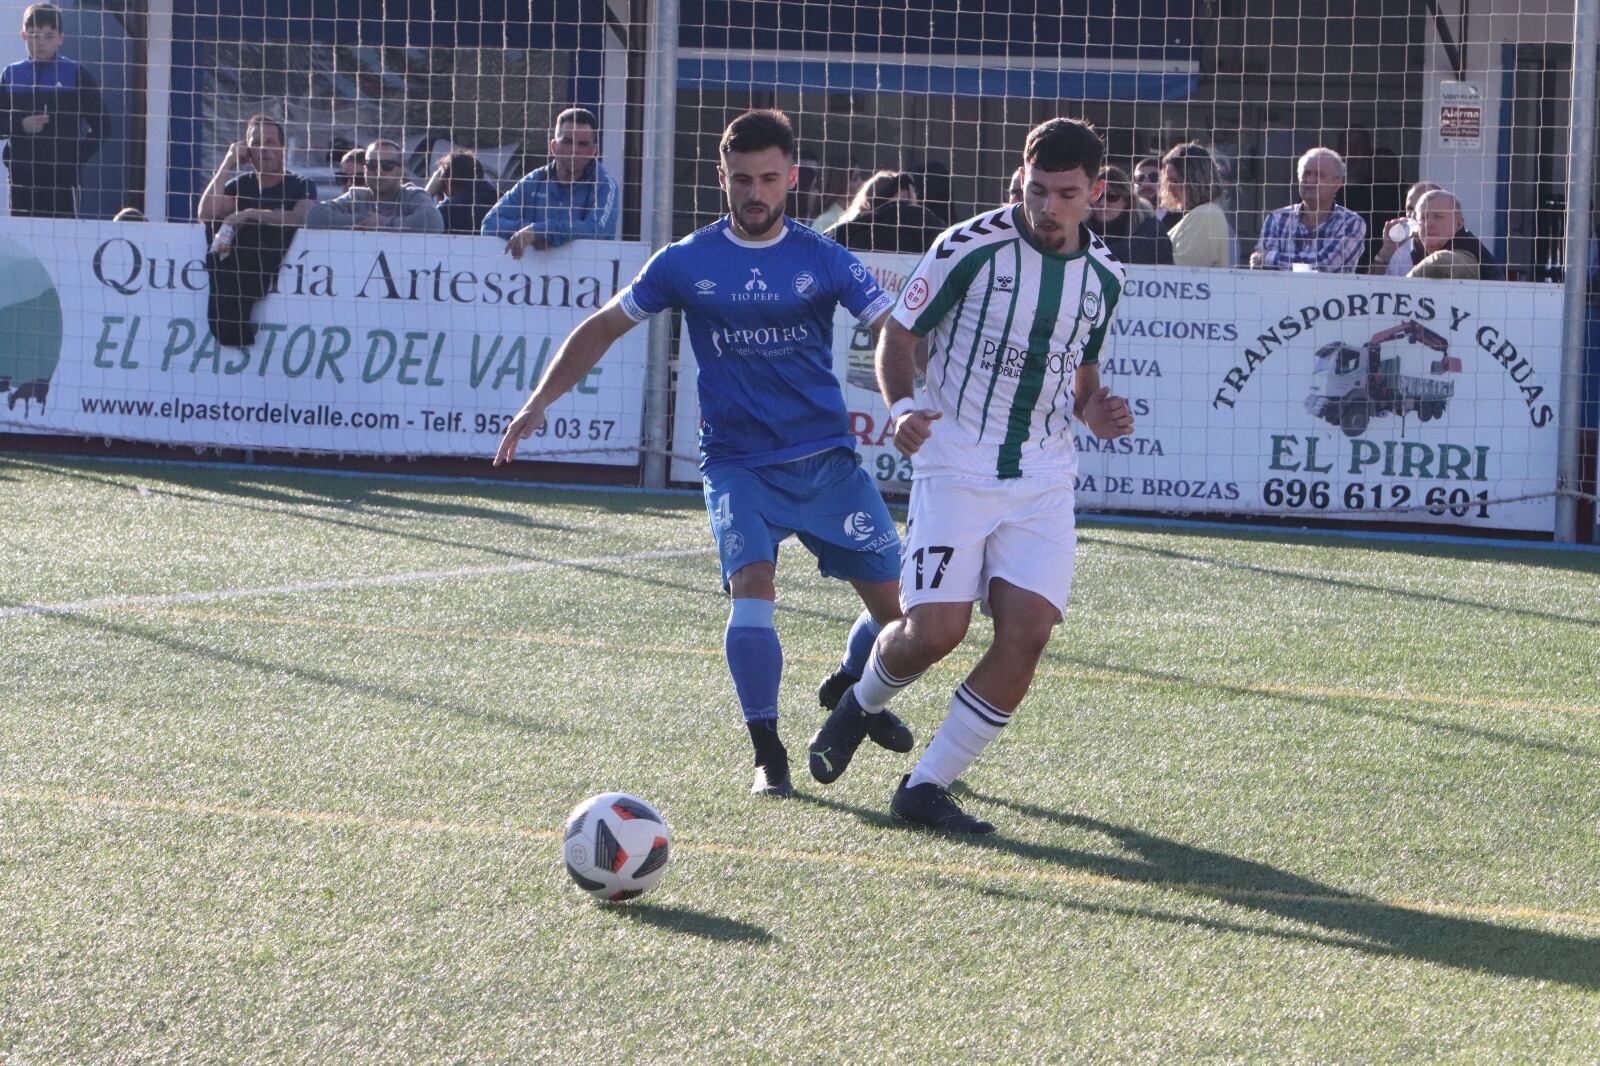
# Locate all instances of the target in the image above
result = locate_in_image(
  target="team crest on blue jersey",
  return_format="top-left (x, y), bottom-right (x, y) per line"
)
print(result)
top-left (850, 263), bottom-right (869, 283)
top-left (722, 531), bottom-right (746, 559)
top-left (793, 272), bottom-right (816, 296)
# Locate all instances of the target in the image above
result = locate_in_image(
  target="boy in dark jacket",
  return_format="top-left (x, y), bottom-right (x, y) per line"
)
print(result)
top-left (0, 3), bottom-right (108, 218)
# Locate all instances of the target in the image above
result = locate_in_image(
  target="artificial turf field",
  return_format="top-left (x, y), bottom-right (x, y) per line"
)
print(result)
top-left (2, 452), bottom-right (1598, 1062)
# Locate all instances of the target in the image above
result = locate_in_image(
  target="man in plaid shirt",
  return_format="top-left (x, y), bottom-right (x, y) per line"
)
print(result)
top-left (1249, 147), bottom-right (1367, 273)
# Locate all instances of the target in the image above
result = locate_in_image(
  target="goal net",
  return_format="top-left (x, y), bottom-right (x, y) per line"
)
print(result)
top-left (0, 0), bottom-right (1594, 536)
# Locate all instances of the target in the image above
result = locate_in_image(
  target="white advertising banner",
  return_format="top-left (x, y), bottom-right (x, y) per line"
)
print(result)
top-left (673, 253), bottom-right (1563, 533)
top-left (0, 219), bottom-right (650, 463)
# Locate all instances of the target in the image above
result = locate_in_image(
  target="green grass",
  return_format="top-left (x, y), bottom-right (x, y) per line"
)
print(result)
top-left (3, 451), bottom-right (1599, 1061)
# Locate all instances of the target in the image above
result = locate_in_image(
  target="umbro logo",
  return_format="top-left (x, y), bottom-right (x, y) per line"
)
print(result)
top-left (695, 279), bottom-right (717, 295)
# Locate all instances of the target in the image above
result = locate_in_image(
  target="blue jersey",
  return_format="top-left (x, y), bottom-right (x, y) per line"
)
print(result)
top-left (620, 218), bottom-right (894, 470)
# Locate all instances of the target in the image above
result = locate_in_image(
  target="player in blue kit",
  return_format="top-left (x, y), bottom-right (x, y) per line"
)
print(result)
top-left (494, 110), bottom-right (913, 797)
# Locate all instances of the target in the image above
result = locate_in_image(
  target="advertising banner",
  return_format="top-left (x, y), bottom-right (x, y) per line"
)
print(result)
top-left (673, 252), bottom-right (1563, 533)
top-left (0, 219), bottom-right (650, 463)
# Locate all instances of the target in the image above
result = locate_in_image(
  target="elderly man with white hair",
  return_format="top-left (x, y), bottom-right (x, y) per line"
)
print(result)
top-left (1249, 146), bottom-right (1367, 272)
top-left (1397, 188), bottom-right (1504, 281)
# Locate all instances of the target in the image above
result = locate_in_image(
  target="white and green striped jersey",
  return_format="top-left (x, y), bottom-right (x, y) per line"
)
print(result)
top-left (891, 205), bottom-right (1125, 480)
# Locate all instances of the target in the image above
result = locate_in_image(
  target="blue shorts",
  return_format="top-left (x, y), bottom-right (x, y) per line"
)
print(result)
top-left (702, 448), bottom-right (902, 590)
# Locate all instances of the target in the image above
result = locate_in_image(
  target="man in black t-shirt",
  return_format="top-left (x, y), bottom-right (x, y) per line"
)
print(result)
top-left (194, 114), bottom-right (317, 348)
top-left (196, 114), bottom-right (317, 233)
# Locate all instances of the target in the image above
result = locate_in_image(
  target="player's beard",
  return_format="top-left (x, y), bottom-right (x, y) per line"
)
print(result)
top-left (1028, 215), bottom-right (1069, 252)
top-left (732, 198), bottom-right (784, 239)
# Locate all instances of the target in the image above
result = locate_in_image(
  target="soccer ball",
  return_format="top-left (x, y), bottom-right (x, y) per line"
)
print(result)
top-left (562, 792), bottom-right (672, 903)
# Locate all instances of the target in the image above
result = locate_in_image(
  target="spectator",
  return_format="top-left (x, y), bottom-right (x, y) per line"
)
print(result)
top-left (1132, 156), bottom-right (1161, 211)
top-left (1399, 189), bottom-right (1504, 280)
top-left (334, 146), bottom-right (365, 193)
top-left (1004, 165), bottom-right (1024, 205)
top-left (1249, 147), bottom-right (1366, 273)
top-left (426, 149), bottom-right (498, 235)
top-left (306, 138), bottom-right (442, 232)
top-left (1369, 180), bottom-right (1443, 276)
top-left (824, 170), bottom-right (945, 253)
top-left (481, 106), bottom-right (619, 256)
top-left (1410, 249), bottom-right (1481, 280)
top-left (1159, 142), bottom-right (1234, 268)
top-left (197, 114), bottom-right (317, 349)
top-left (827, 170), bottom-right (915, 231)
top-left (0, 3), bottom-right (108, 218)
top-left (1089, 165), bottom-right (1172, 265)
top-left (809, 154), bottom-right (864, 232)
top-left (197, 113), bottom-right (318, 230)
top-left (112, 206), bottom-right (142, 221)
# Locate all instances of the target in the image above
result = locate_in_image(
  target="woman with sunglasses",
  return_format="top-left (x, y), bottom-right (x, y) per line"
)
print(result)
top-left (1089, 165), bottom-right (1173, 265)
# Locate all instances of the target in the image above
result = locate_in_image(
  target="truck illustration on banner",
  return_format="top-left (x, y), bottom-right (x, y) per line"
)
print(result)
top-left (1305, 320), bottom-right (1462, 437)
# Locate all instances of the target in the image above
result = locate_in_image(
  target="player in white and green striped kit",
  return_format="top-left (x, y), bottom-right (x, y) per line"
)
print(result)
top-left (806, 118), bottom-right (1136, 832)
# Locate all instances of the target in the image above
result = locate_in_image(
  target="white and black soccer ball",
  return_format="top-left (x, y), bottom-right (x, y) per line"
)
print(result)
top-left (562, 792), bottom-right (672, 903)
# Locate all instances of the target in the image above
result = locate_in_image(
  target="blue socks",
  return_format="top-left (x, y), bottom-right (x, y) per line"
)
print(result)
top-left (725, 598), bottom-right (782, 724)
top-left (840, 609), bottom-right (882, 681)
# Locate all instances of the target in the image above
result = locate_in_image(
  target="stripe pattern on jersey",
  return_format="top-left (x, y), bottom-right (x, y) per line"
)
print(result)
top-left (895, 206), bottom-right (1125, 481)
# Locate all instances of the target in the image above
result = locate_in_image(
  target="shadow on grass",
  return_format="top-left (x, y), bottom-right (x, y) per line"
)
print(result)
top-left (973, 790), bottom-right (1600, 990)
top-left (4, 455), bottom-right (860, 627)
top-left (611, 901), bottom-right (773, 944)
top-left (797, 787), bottom-right (1600, 989)
top-left (8, 599), bottom-right (560, 736)
top-left (1051, 652), bottom-right (1600, 761)
top-left (1080, 532), bottom-right (1600, 629)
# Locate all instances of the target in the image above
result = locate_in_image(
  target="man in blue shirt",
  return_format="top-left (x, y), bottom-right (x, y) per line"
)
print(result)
top-left (494, 109), bottom-right (911, 797)
top-left (0, 3), bottom-right (108, 218)
top-left (1249, 147), bottom-right (1367, 273)
top-left (481, 107), bottom-right (619, 257)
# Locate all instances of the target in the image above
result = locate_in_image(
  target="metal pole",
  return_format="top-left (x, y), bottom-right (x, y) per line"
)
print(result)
top-left (640, 0), bottom-right (680, 490)
top-left (143, 0), bottom-right (175, 221)
top-left (1556, 0), bottom-right (1599, 542)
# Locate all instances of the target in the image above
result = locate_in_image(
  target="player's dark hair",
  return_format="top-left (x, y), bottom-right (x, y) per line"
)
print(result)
top-left (1023, 118), bottom-right (1104, 177)
top-left (245, 114), bottom-right (285, 145)
top-left (23, 4), bottom-right (62, 31)
top-left (720, 109), bottom-right (796, 159)
top-left (552, 107), bottom-right (598, 138)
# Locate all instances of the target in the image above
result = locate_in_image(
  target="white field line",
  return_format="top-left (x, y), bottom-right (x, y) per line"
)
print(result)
top-left (4, 786), bottom-right (1599, 928)
top-left (0, 546), bottom-right (716, 619)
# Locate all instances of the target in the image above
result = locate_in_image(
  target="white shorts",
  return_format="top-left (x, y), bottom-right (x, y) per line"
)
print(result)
top-left (899, 475), bottom-right (1078, 622)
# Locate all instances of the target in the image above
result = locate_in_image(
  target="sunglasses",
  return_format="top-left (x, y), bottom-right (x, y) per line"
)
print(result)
top-left (364, 158), bottom-right (401, 172)
top-left (1104, 192), bottom-right (1129, 204)
top-left (1136, 172), bottom-right (1159, 183)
